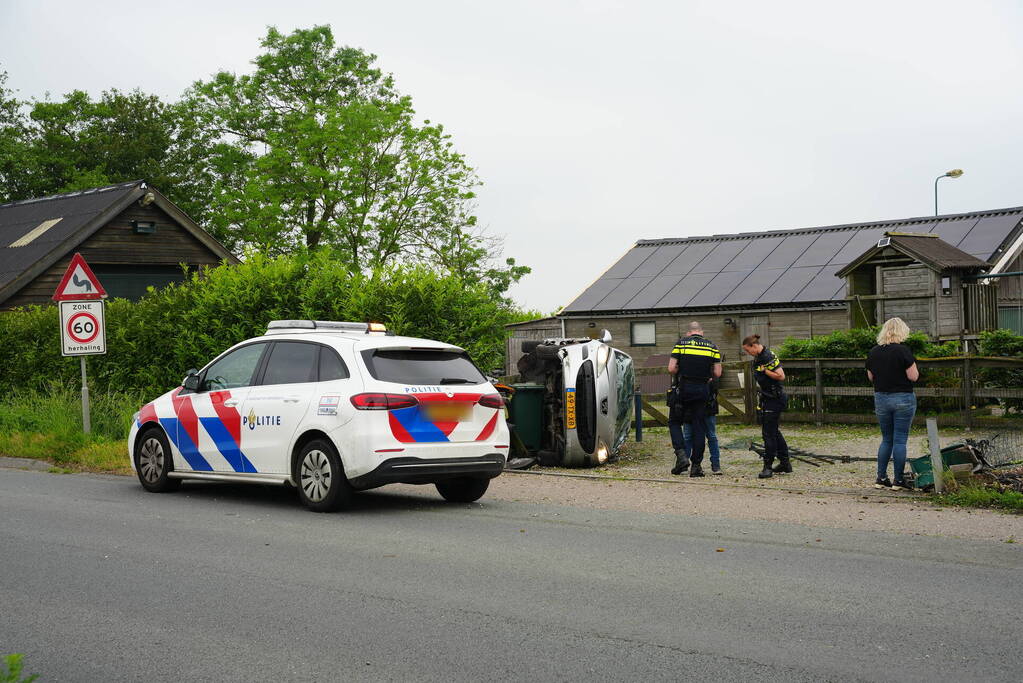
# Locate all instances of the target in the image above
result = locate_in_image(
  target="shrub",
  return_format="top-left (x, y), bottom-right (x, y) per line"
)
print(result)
top-left (776, 327), bottom-right (958, 414)
top-left (0, 253), bottom-right (525, 398)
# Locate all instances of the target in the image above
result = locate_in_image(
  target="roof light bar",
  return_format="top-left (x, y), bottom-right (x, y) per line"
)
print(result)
top-left (265, 320), bottom-right (389, 334)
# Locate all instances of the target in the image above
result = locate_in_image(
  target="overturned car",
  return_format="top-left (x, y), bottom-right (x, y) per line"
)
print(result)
top-left (512, 332), bottom-right (634, 467)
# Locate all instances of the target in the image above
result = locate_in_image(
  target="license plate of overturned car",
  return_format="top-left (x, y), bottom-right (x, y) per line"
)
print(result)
top-left (425, 403), bottom-right (472, 421)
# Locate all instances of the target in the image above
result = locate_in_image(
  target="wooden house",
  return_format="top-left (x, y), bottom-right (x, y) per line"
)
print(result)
top-left (835, 232), bottom-right (995, 340)
top-left (0, 181), bottom-right (238, 309)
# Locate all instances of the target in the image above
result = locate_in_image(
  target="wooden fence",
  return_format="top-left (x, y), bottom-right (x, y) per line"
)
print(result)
top-left (633, 357), bottom-right (1023, 429)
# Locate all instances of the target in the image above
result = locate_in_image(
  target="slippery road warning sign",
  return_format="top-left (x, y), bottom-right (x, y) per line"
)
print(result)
top-left (52, 253), bottom-right (108, 301)
top-left (60, 301), bottom-right (106, 356)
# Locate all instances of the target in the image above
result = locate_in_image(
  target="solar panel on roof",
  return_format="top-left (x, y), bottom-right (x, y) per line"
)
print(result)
top-left (829, 227), bottom-right (889, 264)
top-left (720, 268), bottom-right (784, 305)
top-left (930, 217), bottom-right (980, 247)
top-left (790, 230), bottom-right (858, 268)
top-left (758, 234), bottom-right (812, 270)
top-left (625, 274), bottom-right (685, 309)
top-left (725, 236), bottom-right (785, 271)
top-left (660, 242), bottom-right (716, 276)
top-left (957, 214), bottom-right (1021, 259)
top-left (562, 278), bottom-right (619, 312)
top-left (756, 266), bottom-right (822, 304)
top-left (794, 265), bottom-right (846, 302)
top-left (693, 270), bottom-right (755, 306)
top-left (601, 247), bottom-right (655, 279)
top-left (631, 244), bottom-right (687, 277)
top-left (691, 240), bottom-right (748, 273)
top-left (654, 271), bottom-right (716, 308)
top-left (593, 276), bottom-right (652, 310)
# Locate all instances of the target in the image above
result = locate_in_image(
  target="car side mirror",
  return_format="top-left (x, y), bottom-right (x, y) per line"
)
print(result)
top-left (182, 369), bottom-right (200, 392)
top-left (600, 329), bottom-right (613, 344)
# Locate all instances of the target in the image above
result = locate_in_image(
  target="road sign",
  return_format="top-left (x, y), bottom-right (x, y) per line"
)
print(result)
top-left (60, 300), bottom-right (106, 356)
top-left (53, 253), bottom-right (108, 301)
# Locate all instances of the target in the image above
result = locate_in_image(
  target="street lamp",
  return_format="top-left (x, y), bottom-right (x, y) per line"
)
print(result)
top-left (934, 169), bottom-right (963, 216)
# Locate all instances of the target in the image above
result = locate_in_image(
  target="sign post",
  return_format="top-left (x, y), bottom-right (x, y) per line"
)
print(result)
top-left (53, 253), bottom-right (108, 434)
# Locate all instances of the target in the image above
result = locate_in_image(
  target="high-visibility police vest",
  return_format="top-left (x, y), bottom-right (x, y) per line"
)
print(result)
top-left (671, 334), bottom-right (721, 380)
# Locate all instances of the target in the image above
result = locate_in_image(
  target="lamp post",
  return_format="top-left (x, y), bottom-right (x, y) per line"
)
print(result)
top-left (934, 168), bottom-right (963, 216)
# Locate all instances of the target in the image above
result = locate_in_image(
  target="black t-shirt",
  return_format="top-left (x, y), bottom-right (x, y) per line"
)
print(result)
top-left (866, 344), bottom-right (916, 393)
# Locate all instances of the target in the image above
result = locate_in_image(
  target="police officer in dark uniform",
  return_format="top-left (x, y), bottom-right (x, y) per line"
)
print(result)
top-left (668, 321), bottom-right (722, 477)
top-left (742, 334), bottom-right (790, 479)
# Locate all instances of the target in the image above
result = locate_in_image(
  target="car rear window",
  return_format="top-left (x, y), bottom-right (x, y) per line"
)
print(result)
top-left (362, 349), bottom-right (486, 385)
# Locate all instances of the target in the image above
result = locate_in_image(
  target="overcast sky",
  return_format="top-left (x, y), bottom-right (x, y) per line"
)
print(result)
top-left (3, 0), bottom-right (1022, 313)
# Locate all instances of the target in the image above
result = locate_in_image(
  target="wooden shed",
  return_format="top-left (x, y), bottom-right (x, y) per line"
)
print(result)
top-left (835, 232), bottom-right (995, 340)
top-left (0, 181), bottom-right (238, 309)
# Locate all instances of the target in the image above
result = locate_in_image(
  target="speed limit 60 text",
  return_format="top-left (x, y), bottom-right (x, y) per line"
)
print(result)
top-left (59, 300), bottom-right (106, 356)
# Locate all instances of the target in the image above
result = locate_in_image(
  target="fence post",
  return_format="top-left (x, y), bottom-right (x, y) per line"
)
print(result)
top-left (814, 359), bottom-right (824, 427)
top-left (926, 417), bottom-right (944, 493)
top-left (962, 356), bottom-right (973, 431)
top-left (634, 390), bottom-right (643, 442)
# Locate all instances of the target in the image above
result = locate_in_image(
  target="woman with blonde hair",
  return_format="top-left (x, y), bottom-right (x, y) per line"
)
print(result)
top-left (865, 317), bottom-right (920, 490)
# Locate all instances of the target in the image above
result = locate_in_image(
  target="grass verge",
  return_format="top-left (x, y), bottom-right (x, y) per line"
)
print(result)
top-left (0, 386), bottom-right (139, 474)
top-left (930, 480), bottom-right (1023, 513)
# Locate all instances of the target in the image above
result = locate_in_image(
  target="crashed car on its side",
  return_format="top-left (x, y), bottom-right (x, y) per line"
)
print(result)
top-left (515, 331), bottom-right (634, 466)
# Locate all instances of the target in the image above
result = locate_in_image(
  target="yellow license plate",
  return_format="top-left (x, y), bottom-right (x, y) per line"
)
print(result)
top-left (565, 389), bottom-right (576, 429)
top-left (425, 403), bottom-right (472, 422)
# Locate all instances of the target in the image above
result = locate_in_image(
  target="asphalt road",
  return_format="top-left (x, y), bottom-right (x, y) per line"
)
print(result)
top-left (1, 468), bottom-right (1021, 682)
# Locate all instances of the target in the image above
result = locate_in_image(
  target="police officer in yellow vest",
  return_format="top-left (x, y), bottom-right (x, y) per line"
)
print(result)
top-left (667, 321), bottom-right (722, 477)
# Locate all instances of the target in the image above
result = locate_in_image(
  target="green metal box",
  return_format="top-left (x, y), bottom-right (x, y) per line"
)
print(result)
top-left (908, 444), bottom-right (976, 489)
top-left (508, 384), bottom-right (546, 453)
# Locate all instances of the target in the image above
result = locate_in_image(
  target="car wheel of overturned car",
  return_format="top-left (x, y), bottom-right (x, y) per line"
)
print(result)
top-left (435, 477), bottom-right (490, 503)
top-left (294, 438), bottom-right (354, 512)
top-left (134, 427), bottom-right (181, 493)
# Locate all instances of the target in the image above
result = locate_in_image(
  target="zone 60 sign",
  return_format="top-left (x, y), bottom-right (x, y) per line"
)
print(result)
top-left (60, 300), bottom-right (106, 356)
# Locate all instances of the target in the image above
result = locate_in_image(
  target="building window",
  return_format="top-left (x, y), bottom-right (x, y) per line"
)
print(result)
top-left (940, 276), bottom-right (952, 296)
top-left (630, 321), bottom-right (656, 346)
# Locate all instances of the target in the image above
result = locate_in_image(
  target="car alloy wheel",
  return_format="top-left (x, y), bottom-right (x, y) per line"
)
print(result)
top-left (294, 438), bottom-right (353, 512)
top-left (139, 436), bottom-right (165, 484)
top-left (300, 449), bottom-right (332, 503)
top-left (133, 427), bottom-right (180, 493)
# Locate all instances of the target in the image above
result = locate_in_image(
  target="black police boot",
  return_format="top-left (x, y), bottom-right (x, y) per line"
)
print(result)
top-left (772, 453), bottom-right (793, 474)
top-left (670, 449), bottom-right (690, 476)
top-left (758, 456), bottom-right (774, 479)
top-left (689, 463), bottom-right (705, 477)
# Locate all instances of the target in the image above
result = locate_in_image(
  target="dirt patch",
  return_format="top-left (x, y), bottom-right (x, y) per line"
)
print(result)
top-left (477, 470), bottom-right (1023, 543)
top-left (464, 423), bottom-right (1023, 543)
top-left (579, 423), bottom-right (971, 490)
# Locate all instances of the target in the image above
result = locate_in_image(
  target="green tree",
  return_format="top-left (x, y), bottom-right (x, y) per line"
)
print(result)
top-left (184, 25), bottom-right (525, 293)
top-left (0, 70), bottom-right (32, 203)
top-left (0, 80), bottom-right (210, 223)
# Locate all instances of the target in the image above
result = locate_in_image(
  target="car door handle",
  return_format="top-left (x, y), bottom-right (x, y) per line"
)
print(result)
top-left (223, 400), bottom-right (239, 407)
top-left (283, 398), bottom-right (301, 403)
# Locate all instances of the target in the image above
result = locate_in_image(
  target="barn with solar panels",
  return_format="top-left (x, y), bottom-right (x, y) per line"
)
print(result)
top-left (551, 206), bottom-right (1023, 367)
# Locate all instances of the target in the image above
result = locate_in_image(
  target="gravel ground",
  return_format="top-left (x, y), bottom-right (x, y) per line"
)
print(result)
top-left (579, 422), bottom-right (970, 490)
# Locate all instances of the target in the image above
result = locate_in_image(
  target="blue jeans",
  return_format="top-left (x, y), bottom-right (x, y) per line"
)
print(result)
top-left (874, 392), bottom-right (917, 482)
top-left (683, 416), bottom-right (720, 468)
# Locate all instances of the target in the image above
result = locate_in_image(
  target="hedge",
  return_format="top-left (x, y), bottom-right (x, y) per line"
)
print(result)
top-left (0, 253), bottom-right (523, 398)
top-left (775, 327), bottom-right (1023, 414)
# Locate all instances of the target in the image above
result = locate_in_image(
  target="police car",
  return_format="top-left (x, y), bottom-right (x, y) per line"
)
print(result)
top-left (128, 321), bottom-right (508, 511)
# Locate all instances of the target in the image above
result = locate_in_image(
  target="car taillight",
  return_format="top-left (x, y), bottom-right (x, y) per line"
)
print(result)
top-left (350, 393), bottom-right (419, 410)
top-left (477, 394), bottom-right (505, 409)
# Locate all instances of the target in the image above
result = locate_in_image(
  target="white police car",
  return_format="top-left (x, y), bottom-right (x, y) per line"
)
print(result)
top-left (128, 321), bottom-right (508, 511)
